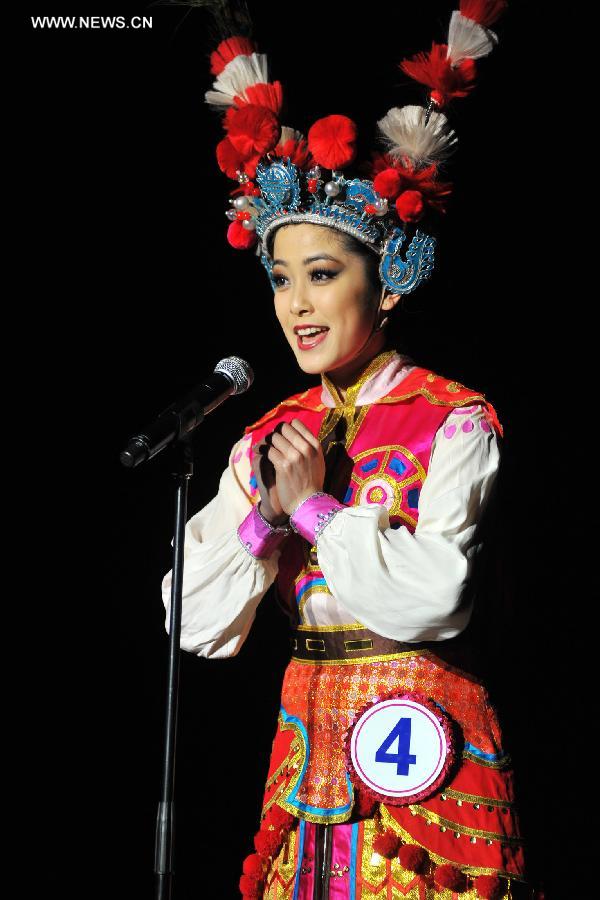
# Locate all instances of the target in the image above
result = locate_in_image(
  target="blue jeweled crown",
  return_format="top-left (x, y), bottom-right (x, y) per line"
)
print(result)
top-left (239, 157), bottom-right (436, 295)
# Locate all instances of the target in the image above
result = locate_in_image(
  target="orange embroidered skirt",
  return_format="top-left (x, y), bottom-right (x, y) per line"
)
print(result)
top-left (258, 650), bottom-right (527, 899)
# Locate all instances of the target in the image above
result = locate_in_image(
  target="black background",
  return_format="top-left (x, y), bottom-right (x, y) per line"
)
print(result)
top-left (21, 3), bottom-right (567, 898)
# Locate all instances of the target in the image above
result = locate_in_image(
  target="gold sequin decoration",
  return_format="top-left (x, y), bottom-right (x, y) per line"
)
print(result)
top-left (444, 788), bottom-right (515, 809)
top-left (463, 749), bottom-right (512, 769)
top-left (378, 805), bottom-right (526, 881)
top-left (263, 824), bottom-right (298, 899)
top-left (408, 804), bottom-right (524, 844)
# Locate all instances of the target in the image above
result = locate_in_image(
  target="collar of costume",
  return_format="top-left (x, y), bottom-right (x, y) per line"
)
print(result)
top-left (242, 348), bottom-right (503, 438)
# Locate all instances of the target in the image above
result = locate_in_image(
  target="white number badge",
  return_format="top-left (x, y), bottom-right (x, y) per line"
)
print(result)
top-left (343, 691), bottom-right (457, 806)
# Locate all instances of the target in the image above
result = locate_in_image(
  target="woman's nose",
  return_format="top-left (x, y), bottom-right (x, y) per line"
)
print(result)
top-left (289, 282), bottom-right (313, 314)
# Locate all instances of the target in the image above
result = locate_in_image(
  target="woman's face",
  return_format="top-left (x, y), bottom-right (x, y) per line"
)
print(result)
top-left (271, 223), bottom-right (385, 378)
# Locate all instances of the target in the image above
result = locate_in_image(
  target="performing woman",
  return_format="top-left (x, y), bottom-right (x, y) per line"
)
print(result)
top-left (162, 3), bottom-right (531, 896)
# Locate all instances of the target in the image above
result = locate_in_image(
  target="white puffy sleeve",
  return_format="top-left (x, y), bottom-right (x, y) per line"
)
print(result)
top-left (161, 433), bottom-right (282, 659)
top-left (303, 404), bottom-right (501, 641)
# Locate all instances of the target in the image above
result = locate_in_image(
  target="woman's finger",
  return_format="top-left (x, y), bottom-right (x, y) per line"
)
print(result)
top-left (289, 418), bottom-right (321, 451)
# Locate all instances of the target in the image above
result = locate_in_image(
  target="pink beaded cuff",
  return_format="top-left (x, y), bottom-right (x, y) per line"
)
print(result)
top-left (289, 491), bottom-right (345, 545)
top-left (237, 503), bottom-right (291, 560)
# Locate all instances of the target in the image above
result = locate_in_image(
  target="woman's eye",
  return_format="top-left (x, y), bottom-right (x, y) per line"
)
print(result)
top-left (273, 274), bottom-right (287, 287)
top-left (311, 269), bottom-right (337, 282)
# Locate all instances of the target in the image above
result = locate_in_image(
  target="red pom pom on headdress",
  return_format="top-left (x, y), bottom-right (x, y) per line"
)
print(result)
top-left (433, 864), bottom-right (469, 893)
top-left (273, 136), bottom-right (313, 170)
top-left (224, 105), bottom-right (280, 158)
top-left (307, 115), bottom-right (357, 170)
top-left (460, 0), bottom-right (508, 28)
top-left (474, 874), bottom-right (506, 899)
top-left (210, 36), bottom-right (257, 75)
top-left (400, 42), bottom-right (477, 107)
top-left (227, 220), bottom-right (257, 250)
top-left (398, 844), bottom-right (429, 875)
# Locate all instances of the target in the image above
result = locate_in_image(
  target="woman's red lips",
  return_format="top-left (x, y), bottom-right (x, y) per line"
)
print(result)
top-left (295, 326), bottom-right (330, 351)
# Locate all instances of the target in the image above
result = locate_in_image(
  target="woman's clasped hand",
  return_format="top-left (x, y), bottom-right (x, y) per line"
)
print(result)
top-left (252, 418), bottom-right (326, 525)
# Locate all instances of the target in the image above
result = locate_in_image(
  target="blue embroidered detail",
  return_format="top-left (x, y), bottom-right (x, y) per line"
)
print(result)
top-left (389, 457), bottom-right (407, 475)
top-left (360, 459), bottom-right (378, 472)
top-left (343, 486), bottom-right (353, 503)
top-left (249, 475), bottom-right (257, 489)
top-left (349, 823), bottom-right (359, 900)
top-left (296, 577), bottom-right (328, 605)
top-left (407, 488), bottom-right (419, 508)
top-left (279, 707), bottom-right (355, 819)
top-left (463, 742), bottom-right (506, 761)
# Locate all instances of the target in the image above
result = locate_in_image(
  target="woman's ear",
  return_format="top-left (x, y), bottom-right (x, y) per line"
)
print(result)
top-left (380, 289), bottom-right (403, 312)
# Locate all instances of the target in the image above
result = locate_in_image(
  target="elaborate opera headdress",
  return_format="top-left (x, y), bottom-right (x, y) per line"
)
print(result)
top-left (204, 0), bottom-right (507, 295)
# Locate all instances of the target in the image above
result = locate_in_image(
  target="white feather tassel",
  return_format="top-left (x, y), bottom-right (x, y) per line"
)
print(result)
top-left (376, 105), bottom-right (458, 167)
top-left (278, 126), bottom-right (305, 145)
top-left (204, 52), bottom-right (270, 109)
top-left (447, 11), bottom-right (498, 66)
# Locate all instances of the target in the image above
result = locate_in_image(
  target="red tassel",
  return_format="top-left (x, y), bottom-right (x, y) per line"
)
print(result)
top-left (398, 844), bottom-right (429, 875)
top-left (434, 863), bottom-right (469, 893)
top-left (239, 873), bottom-right (262, 898)
top-left (224, 105), bottom-right (280, 158)
top-left (474, 874), bottom-right (506, 899)
top-left (400, 42), bottom-right (477, 106)
top-left (307, 115), bottom-right (357, 170)
top-left (227, 220), bottom-right (257, 250)
top-left (210, 36), bottom-right (256, 75)
top-left (234, 82), bottom-right (284, 116)
top-left (396, 190), bottom-right (424, 223)
top-left (373, 829), bottom-right (400, 859)
top-left (460, 0), bottom-right (508, 28)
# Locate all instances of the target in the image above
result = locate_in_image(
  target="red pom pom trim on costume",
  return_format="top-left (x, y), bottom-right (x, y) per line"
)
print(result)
top-left (373, 829), bottom-right (400, 859)
top-left (242, 854), bottom-right (265, 879)
top-left (400, 43), bottom-right (477, 106)
top-left (354, 791), bottom-right (379, 819)
top-left (460, 0), bottom-right (508, 28)
top-left (210, 36), bottom-right (256, 76)
top-left (224, 105), bottom-right (280, 159)
top-left (227, 220), bottom-right (257, 250)
top-left (253, 827), bottom-right (283, 859)
top-left (307, 115), bottom-right (357, 170)
top-left (269, 805), bottom-right (295, 830)
top-left (239, 873), bottom-right (262, 898)
top-left (474, 874), bottom-right (506, 899)
top-left (398, 844), bottom-right (429, 875)
top-left (434, 864), bottom-right (469, 893)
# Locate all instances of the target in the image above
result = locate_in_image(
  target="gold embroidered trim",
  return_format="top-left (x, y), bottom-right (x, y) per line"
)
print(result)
top-left (321, 349), bottom-right (397, 408)
top-left (374, 389), bottom-right (486, 409)
top-left (408, 804), bottom-right (524, 844)
top-left (463, 749), bottom-right (512, 769)
top-left (290, 649), bottom-right (433, 666)
top-left (295, 622), bottom-right (366, 632)
top-left (443, 788), bottom-right (515, 809)
top-left (298, 581), bottom-right (333, 620)
top-left (379, 805), bottom-right (526, 881)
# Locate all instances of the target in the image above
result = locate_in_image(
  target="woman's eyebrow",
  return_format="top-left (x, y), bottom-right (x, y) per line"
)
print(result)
top-left (272, 253), bottom-right (341, 266)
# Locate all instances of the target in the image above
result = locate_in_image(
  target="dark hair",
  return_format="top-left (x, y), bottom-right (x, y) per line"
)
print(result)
top-left (266, 224), bottom-right (382, 300)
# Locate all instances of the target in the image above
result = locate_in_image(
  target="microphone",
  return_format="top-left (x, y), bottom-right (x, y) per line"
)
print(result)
top-left (119, 356), bottom-right (254, 468)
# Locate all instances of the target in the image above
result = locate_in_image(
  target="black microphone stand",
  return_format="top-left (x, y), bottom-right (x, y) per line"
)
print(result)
top-left (154, 436), bottom-right (193, 900)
